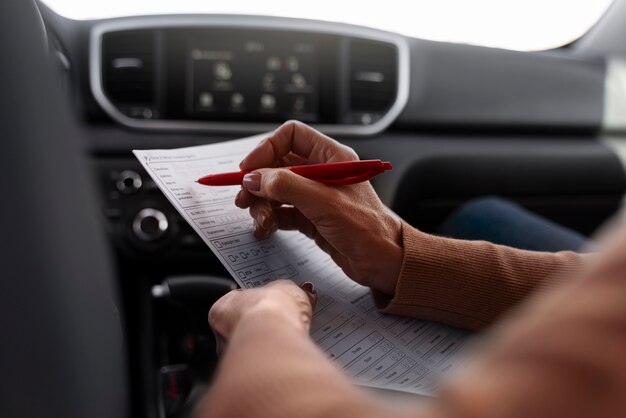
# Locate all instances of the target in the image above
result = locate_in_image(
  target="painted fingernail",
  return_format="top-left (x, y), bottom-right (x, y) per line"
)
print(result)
top-left (258, 213), bottom-right (268, 229)
top-left (214, 333), bottom-right (227, 356)
top-left (300, 281), bottom-right (316, 294)
top-left (253, 219), bottom-right (265, 238)
top-left (243, 172), bottom-right (261, 192)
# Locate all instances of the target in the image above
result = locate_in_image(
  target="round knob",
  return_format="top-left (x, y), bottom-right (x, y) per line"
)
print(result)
top-left (116, 170), bottom-right (142, 194)
top-left (132, 208), bottom-right (169, 242)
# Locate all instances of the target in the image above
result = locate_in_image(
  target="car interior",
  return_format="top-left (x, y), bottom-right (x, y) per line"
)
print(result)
top-left (2, 0), bottom-right (626, 417)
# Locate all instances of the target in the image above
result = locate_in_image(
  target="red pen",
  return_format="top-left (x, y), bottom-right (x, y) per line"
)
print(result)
top-left (196, 160), bottom-right (393, 186)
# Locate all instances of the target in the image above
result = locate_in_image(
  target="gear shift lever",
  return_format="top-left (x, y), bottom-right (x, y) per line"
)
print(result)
top-left (152, 275), bottom-right (237, 305)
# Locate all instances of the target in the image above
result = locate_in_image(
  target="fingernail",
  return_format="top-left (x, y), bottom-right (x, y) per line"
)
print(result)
top-left (253, 219), bottom-right (265, 238)
top-left (239, 159), bottom-right (246, 169)
top-left (243, 172), bottom-right (261, 192)
top-left (258, 213), bottom-right (268, 229)
top-left (300, 281), bottom-right (316, 294)
top-left (214, 333), bottom-right (227, 356)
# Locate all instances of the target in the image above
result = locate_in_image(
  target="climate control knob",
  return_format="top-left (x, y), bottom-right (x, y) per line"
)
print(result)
top-left (116, 170), bottom-right (142, 194)
top-left (132, 208), bottom-right (169, 242)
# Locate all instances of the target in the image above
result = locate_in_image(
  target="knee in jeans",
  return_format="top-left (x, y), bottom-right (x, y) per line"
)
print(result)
top-left (453, 196), bottom-right (513, 219)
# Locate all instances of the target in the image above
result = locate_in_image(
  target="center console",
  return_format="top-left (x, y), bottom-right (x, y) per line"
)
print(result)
top-left (85, 15), bottom-right (411, 418)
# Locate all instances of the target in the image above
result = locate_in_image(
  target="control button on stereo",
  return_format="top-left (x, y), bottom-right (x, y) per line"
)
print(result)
top-left (286, 56), bottom-right (299, 72)
top-left (132, 208), bottom-right (169, 242)
top-left (116, 170), bottom-right (142, 195)
top-left (292, 73), bottom-right (306, 88)
top-left (266, 56), bottom-right (281, 71)
top-left (260, 94), bottom-right (276, 111)
top-left (230, 93), bottom-right (245, 109)
top-left (293, 95), bottom-right (306, 112)
top-left (262, 73), bottom-right (275, 90)
top-left (198, 92), bottom-right (214, 109)
top-left (213, 61), bottom-right (232, 81)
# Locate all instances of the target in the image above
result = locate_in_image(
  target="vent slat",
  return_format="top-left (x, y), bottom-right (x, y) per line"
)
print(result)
top-left (349, 40), bottom-right (397, 112)
top-left (102, 30), bottom-right (155, 106)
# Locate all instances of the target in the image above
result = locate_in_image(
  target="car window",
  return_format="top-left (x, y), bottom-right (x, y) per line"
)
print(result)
top-left (41, 0), bottom-right (614, 51)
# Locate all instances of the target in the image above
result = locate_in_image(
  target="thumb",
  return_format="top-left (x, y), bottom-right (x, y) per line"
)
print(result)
top-left (242, 168), bottom-right (336, 218)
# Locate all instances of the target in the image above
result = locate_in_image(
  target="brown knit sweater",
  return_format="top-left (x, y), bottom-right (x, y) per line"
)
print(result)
top-left (199, 222), bottom-right (626, 418)
top-left (373, 222), bottom-right (587, 330)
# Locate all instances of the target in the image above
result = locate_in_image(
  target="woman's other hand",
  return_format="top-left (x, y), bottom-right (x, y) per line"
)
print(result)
top-left (208, 280), bottom-right (316, 351)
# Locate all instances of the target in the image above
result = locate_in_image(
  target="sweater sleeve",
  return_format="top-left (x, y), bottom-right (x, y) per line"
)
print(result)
top-left (373, 222), bottom-right (590, 330)
top-left (434, 227), bottom-right (626, 418)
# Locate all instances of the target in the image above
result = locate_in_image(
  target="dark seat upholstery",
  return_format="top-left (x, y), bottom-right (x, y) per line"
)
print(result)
top-left (0, 1), bottom-right (129, 417)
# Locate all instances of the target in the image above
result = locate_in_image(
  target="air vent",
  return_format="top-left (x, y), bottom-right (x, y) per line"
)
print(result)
top-left (101, 30), bottom-right (155, 116)
top-left (349, 40), bottom-right (397, 113)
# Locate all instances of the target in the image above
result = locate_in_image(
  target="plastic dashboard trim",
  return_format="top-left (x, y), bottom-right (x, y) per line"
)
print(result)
top-left (89, 15), bottom-right (410, 137)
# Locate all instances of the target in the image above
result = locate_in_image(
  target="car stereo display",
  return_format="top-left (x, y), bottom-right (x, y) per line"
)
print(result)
top-left (188, 38), bottom-right (319, 122)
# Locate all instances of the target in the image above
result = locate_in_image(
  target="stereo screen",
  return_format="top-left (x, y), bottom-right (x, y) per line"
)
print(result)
top-left (188, 38), bottom-right (319, 122)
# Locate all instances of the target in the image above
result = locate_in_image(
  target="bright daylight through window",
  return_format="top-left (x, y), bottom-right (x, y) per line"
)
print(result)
top-left (41, 0), bottom-right (614, 51)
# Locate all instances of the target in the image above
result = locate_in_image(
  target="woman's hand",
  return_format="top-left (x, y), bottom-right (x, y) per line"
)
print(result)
top-left (200, 279), bottom-right (381, 418)
top-left (208, 280), bottom-right (316, 349)
top-left (235, 121), bottom-right (403, 296)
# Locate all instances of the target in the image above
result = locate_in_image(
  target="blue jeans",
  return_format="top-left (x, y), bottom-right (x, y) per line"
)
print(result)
top-left (439, 197), bottom-right (591, 253)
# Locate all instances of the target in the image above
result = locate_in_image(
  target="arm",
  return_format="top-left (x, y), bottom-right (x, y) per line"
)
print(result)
top-left (434, 221), bottom-right (626, 418)
top-left (198, 310), bottom-right (394, 418)
top-left (373, 222), bottom-right (590, 330)
top-left (237, 121), bottom-right (591, 330)
top-left (197, 280), bottom-right (404, 418)
top-left (199, 226), bottom-right (626, 418)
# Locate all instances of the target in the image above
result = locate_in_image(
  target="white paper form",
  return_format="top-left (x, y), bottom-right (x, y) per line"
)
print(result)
top-left (134, 135), bottom-right (472, 396)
